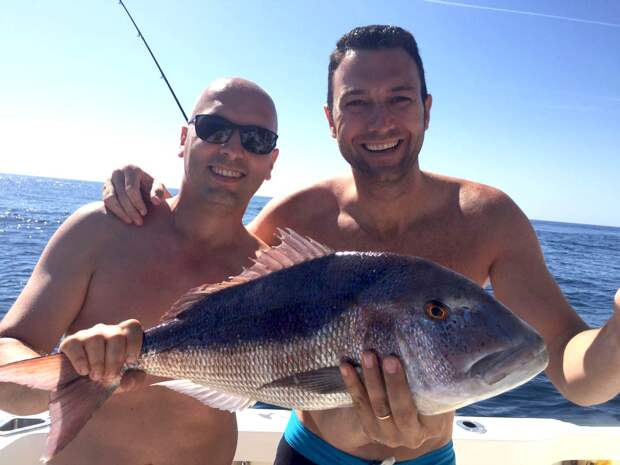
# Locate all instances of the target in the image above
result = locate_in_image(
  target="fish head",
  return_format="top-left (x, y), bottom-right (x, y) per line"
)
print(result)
top-left (368, 256), bottom-right (549, 415)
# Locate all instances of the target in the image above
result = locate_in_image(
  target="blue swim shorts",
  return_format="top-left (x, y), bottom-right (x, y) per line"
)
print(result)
top-left (277, 411), bottom-right (456, 465)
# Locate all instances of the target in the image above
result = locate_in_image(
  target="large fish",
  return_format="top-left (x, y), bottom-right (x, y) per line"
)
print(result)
top-left (0, 229), bottom-right (548, 460)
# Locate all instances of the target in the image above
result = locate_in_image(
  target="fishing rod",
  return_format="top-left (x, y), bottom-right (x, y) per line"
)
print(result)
top-left (117, 0), bottom-right (188, 123)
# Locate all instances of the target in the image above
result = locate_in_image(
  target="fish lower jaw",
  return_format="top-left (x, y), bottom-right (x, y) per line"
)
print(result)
top-left (470, 344), bottom-right (549, 386)
top-left (414, 392), bottom-right (467, 416)
top-left (413, 356), bottom-right (547, 415)
top-left (482, 360), bottom-right (544, 391)
top-left (414, 386), bottom-right (520, 415)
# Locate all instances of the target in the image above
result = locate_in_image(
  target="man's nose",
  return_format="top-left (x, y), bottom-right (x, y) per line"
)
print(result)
top-left (367, 103), bottom-right (396, 132)
top-left (219, 130), bottom-right (245, 159)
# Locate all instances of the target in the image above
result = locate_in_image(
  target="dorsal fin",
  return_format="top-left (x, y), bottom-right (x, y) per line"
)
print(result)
top-left (159, 277), bottom-right (253, 322)
top-left (160, 228), bottom-right (333, 322)
top-left (240, 228), bottom-right (333, 279)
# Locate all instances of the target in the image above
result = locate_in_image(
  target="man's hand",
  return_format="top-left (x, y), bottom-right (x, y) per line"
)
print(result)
top-left (102, 165), bottom-right (170, 226)
top-left (59, 319), bottom-right (145, 392)
top-left (340, 352), bottom-right (445, 450)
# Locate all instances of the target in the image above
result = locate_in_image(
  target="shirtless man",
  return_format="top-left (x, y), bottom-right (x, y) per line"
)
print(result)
top-left (0, 77), bottom-right (280, 465)
top-left (103, 26), bottom-right (620, 465)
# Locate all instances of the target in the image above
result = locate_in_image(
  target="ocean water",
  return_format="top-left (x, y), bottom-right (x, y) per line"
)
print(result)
top-left (1, 173), bottom-right (619, 425)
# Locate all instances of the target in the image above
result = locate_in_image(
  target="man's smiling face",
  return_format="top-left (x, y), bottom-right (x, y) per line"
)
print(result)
top-left (326, 48), bottom-right (432, 184)
top-left (181, 80), bottom-right (278, 208)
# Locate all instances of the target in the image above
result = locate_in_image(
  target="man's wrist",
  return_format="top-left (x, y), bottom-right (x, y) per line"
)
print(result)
top-left (609, 311), bottom-right (620, 341)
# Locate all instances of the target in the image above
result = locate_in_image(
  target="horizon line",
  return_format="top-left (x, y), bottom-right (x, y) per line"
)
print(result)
top-left (2, 171), bottom-right (619, 229)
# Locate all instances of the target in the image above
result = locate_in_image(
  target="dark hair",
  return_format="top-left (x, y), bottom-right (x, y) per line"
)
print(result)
top-left (327, 25), bottom-right (428, 111)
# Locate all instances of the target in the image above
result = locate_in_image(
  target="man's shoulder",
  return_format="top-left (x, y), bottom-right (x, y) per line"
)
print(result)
top-left (54, 201), bottom-right (134, 251)
top-left (287, 178), bottom-right (341, 204)
top-left (63, 201), bottom-right (125, 232)
top-left (250, 177), bottom-right (345, 243)
top-left (433, 174), bottom-right (532, 245)
top-left (424, 173), bottom-right (528, 236)
top-left (429, 173), bottom-right (518, 218)
top-left (265, 177), bottom-right (343, 218)
top-left (427, 174), bottom-right (536, 262)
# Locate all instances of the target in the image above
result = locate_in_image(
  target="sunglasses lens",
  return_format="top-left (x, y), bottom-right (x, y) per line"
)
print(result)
top-left (195, 116), bottom-right (233, 144)
top-left (240, 128), bottom-right (277, 155)
top-left (193, 115), bottom-right (277, 155)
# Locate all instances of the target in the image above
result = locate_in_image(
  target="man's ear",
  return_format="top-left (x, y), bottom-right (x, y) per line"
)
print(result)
top-left (423, 94), bottom-right (433, 130)
top-left (265, 148), bottom-right (279, 181)
top-left (178, 126), bottom-right (188, 158)
top-left (323, 105), bottom-right (337, 139)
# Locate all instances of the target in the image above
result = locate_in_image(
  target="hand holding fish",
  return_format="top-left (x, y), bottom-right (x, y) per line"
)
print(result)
top-left (59, 319), bottom-right (144, 390)
top-left (340, 352), bottom-right (446, 449)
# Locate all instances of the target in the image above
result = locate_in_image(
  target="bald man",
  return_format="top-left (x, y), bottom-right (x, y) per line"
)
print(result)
top-left (0, 78), bottom-right (280, 465)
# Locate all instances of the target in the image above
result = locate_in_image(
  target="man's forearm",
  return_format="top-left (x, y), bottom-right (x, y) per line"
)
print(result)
top-left (561, 316), bottom-right (620, 406)
top-left (0, 338), bottom-right (49, 414)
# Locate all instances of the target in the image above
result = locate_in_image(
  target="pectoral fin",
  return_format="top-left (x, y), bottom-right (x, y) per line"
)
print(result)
top-left (152, 380), bottom-right (256, 411)
top-left (261, 367), bottom-right (349, 394)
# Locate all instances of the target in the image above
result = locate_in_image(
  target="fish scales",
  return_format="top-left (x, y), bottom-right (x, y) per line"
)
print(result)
top-left (141, 253), bottom-right (394, 353)
top-left (136, 252), bottom-right (409, 408)
top-left (139, 305), bottom-right (365, 409)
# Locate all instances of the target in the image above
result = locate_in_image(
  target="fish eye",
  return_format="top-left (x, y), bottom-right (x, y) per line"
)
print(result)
top-left (424, 300), bottom-right (449, 321)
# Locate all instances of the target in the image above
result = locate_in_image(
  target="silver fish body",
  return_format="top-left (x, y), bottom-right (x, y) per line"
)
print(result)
top-left (136, 249), bottom-right (548, 414)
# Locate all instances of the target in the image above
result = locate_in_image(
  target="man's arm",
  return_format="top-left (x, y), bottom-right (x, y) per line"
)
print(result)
top-left (0, 204), bottom-right (106, 414)
top-left (0, 338), bottom-right (49, 414)
top-left (488, 193), bottom-right (620, 406)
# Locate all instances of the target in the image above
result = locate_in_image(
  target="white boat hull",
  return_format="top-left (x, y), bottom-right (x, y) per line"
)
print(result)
top-left (1, 410), bottom-right (619, 464)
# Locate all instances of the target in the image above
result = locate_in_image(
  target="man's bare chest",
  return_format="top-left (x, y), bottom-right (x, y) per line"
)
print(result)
top-left (70, 240), bottom-right (248, 331)
top-left (300, 218), bottom-right (492, 286)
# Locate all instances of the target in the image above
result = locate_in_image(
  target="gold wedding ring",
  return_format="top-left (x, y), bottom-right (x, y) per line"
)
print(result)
top-left (376, 412), bottom-right (392, 421)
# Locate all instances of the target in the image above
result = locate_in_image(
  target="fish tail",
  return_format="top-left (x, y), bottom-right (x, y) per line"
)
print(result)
top-left (0, 353), bottom-right (80, 390)
top-left (0, 354), bottom-right (119, 461)
top-left (45, 376), bottom-right (118, 461)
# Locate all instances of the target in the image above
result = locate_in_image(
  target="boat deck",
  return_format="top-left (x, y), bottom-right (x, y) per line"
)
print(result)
top-left (1, 409), bottom-right (619, 464)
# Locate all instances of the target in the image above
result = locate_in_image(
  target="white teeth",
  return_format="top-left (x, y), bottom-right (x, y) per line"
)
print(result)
top-left (364, 140), bottom-right (399, 152)
top-left (211, 166), bottom-right (243, 178)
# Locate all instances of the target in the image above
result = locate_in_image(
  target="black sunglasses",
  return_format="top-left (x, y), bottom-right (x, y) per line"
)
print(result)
top-left (189, 114), bottom-right (278, 155)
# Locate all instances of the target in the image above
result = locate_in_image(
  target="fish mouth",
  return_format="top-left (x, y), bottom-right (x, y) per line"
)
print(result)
top-left (471, 343), bottom-right (549, 386)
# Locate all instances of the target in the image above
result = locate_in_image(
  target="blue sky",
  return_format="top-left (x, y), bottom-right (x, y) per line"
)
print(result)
top-left (0, 1), bottom-right (618, 226)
